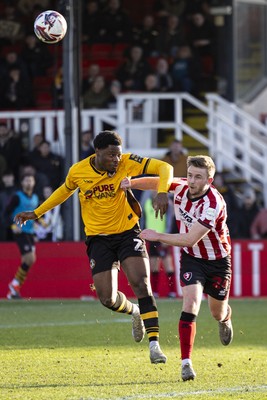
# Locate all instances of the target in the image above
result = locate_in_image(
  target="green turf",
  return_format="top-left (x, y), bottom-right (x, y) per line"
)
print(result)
top-left (0, 298), bottom-right (266, 400)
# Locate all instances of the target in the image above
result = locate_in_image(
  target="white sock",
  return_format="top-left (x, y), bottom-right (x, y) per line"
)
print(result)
top-left (12, 278), bottom-right (20, 286)
top-left (182, 358), bottom-right (192, 366)
top-left (149, 340), bottom-right (159, 349)
top-left (132, 303), bottom-right (139, 316)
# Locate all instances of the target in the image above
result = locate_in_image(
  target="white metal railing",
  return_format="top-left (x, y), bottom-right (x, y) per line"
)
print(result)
top-left (1, 92), bottom-right (267, 209)
top-left (206, 93), bottom-right (267, 205)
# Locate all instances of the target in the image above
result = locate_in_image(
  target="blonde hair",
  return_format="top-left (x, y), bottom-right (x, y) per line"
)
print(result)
top-left (187, 155), bottom-right (216, 178)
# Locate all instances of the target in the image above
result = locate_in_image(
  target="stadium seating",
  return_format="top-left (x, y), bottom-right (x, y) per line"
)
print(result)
top-left (88, 43), bottom-right (113, 61)
top-left (111, 42), bottom-right (129, 60)
top-left (35, 91), bottom-right (52, 109)
top-left (33, 76), bottom-right (54, 109)
top-left (95, 58), bottom-right (121, 81)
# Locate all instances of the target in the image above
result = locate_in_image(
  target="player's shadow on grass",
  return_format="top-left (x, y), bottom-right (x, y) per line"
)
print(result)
top-left (0, 379), bottom-right (179, 390)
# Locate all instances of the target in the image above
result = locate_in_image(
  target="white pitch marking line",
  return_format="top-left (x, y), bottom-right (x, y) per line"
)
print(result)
top-left (0, 318), bottom-right (129, 329)
top-left (89, 385), bottom-right (267, 400)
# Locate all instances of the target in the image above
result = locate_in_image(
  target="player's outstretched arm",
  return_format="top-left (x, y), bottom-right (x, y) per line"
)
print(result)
top-left (140, 222), bottom-right (210, 247)
top-left (120, 176), bottom-right (160, 191)
top-left (14, 211), bottom-right (38, 227)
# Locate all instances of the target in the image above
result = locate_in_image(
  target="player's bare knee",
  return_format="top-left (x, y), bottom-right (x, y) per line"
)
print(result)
top-left (23, 253), bottom-right (35, 266)
top-left (131, 280), bottom-right (150, 297)
top-left (31, 254), bottom-right (37, 264)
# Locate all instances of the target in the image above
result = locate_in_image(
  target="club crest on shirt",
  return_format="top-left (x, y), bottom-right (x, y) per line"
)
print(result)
top-left (174, 194), bottom-right (182, 205)
top-left (129, 154), bottom-right (143, 163)
top-left (206, 208), bottom-right (216, 220)
top-left (183, 272), bottom-right (192, 281)
top-left (90, 259), bottom-right (96, 269)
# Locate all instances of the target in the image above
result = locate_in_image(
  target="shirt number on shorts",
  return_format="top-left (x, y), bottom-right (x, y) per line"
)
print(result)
top-left (133, 238), bottom-right (143, 251)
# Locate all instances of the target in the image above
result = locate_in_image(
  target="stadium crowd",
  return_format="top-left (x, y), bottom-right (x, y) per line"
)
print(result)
top-left (0, 0), bottom-right (218, 110)
top-left (0, 0), bottom-right (265, 243)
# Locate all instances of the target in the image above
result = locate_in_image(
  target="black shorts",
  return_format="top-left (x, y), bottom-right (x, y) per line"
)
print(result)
top-left (14, 233), bottom-right (36, 255)
top-left (85, 224), bottom-right (148, 276)
top-left (180, 251), bottom-right (232, 300)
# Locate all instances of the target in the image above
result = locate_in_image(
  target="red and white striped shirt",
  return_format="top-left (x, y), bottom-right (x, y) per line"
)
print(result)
top-left (169, 179), bottom-right (231, 260)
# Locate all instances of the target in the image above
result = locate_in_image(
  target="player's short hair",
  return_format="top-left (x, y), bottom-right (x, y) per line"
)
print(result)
top-left (20, 173), bottom-right (35, 182)
top-left (187, 155), bottom-right (216, 178)
top-left (39, 139), bottom-right (51, 147)
top-left (93, 130), bottom-right (122, 149)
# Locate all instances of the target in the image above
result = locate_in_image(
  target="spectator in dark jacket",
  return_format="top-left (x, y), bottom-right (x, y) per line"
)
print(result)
top-left (154, 14), bottom-right (186, 57)
top-left (1, 67), bottom-right (34, 110)
top-left (80, 130), bottom-right (95, 159)
top-left (30, 140), bottom-right (64, 190)
top-left (20, 34), bottom-right (53, 78)
top-left (116, 45), bottom-right (152, 91)
top-left (94, 0), bottom-right (132, 44)
top-left (236, 187), bottom-right (260, 238)
top-left (170, 45), bottom-right (201, 94)
top-left (132, 15), bottom-right (159, 57)
top-left (0, 169), bottom-right (17, 241)
top-left (0, 122), bottom-right (23, 180)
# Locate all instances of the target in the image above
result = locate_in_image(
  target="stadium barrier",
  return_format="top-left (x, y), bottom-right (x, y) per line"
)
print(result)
top-left (0, 240), bottom-right (267, 299)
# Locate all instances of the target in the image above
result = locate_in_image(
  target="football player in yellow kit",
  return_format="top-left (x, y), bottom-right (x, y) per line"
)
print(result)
top-left (14, 130), bottom-right (173, 364)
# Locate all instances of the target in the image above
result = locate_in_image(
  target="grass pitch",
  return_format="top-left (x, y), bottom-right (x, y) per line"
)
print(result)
top-left (0, 298), bottom-right (266, 400)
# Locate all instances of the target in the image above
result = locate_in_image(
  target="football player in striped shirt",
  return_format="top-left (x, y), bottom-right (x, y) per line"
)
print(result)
top-left (13, 130), bottom-right (173, 364)
top-left (122, 155), bottom-right (233, 381)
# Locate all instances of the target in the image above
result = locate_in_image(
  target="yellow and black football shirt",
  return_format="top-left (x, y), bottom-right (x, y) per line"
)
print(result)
top-left (34, 153), bottom-right (173, 236)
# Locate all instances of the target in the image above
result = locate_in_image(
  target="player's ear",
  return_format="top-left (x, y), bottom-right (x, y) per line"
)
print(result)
top-left (208, 177), bottom-right (214, 185)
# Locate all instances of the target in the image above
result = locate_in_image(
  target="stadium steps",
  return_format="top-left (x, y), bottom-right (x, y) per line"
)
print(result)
top-left (158, 105), bottom-right (209, 155)
top-left (183, 105), bottom-right (209, 154)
